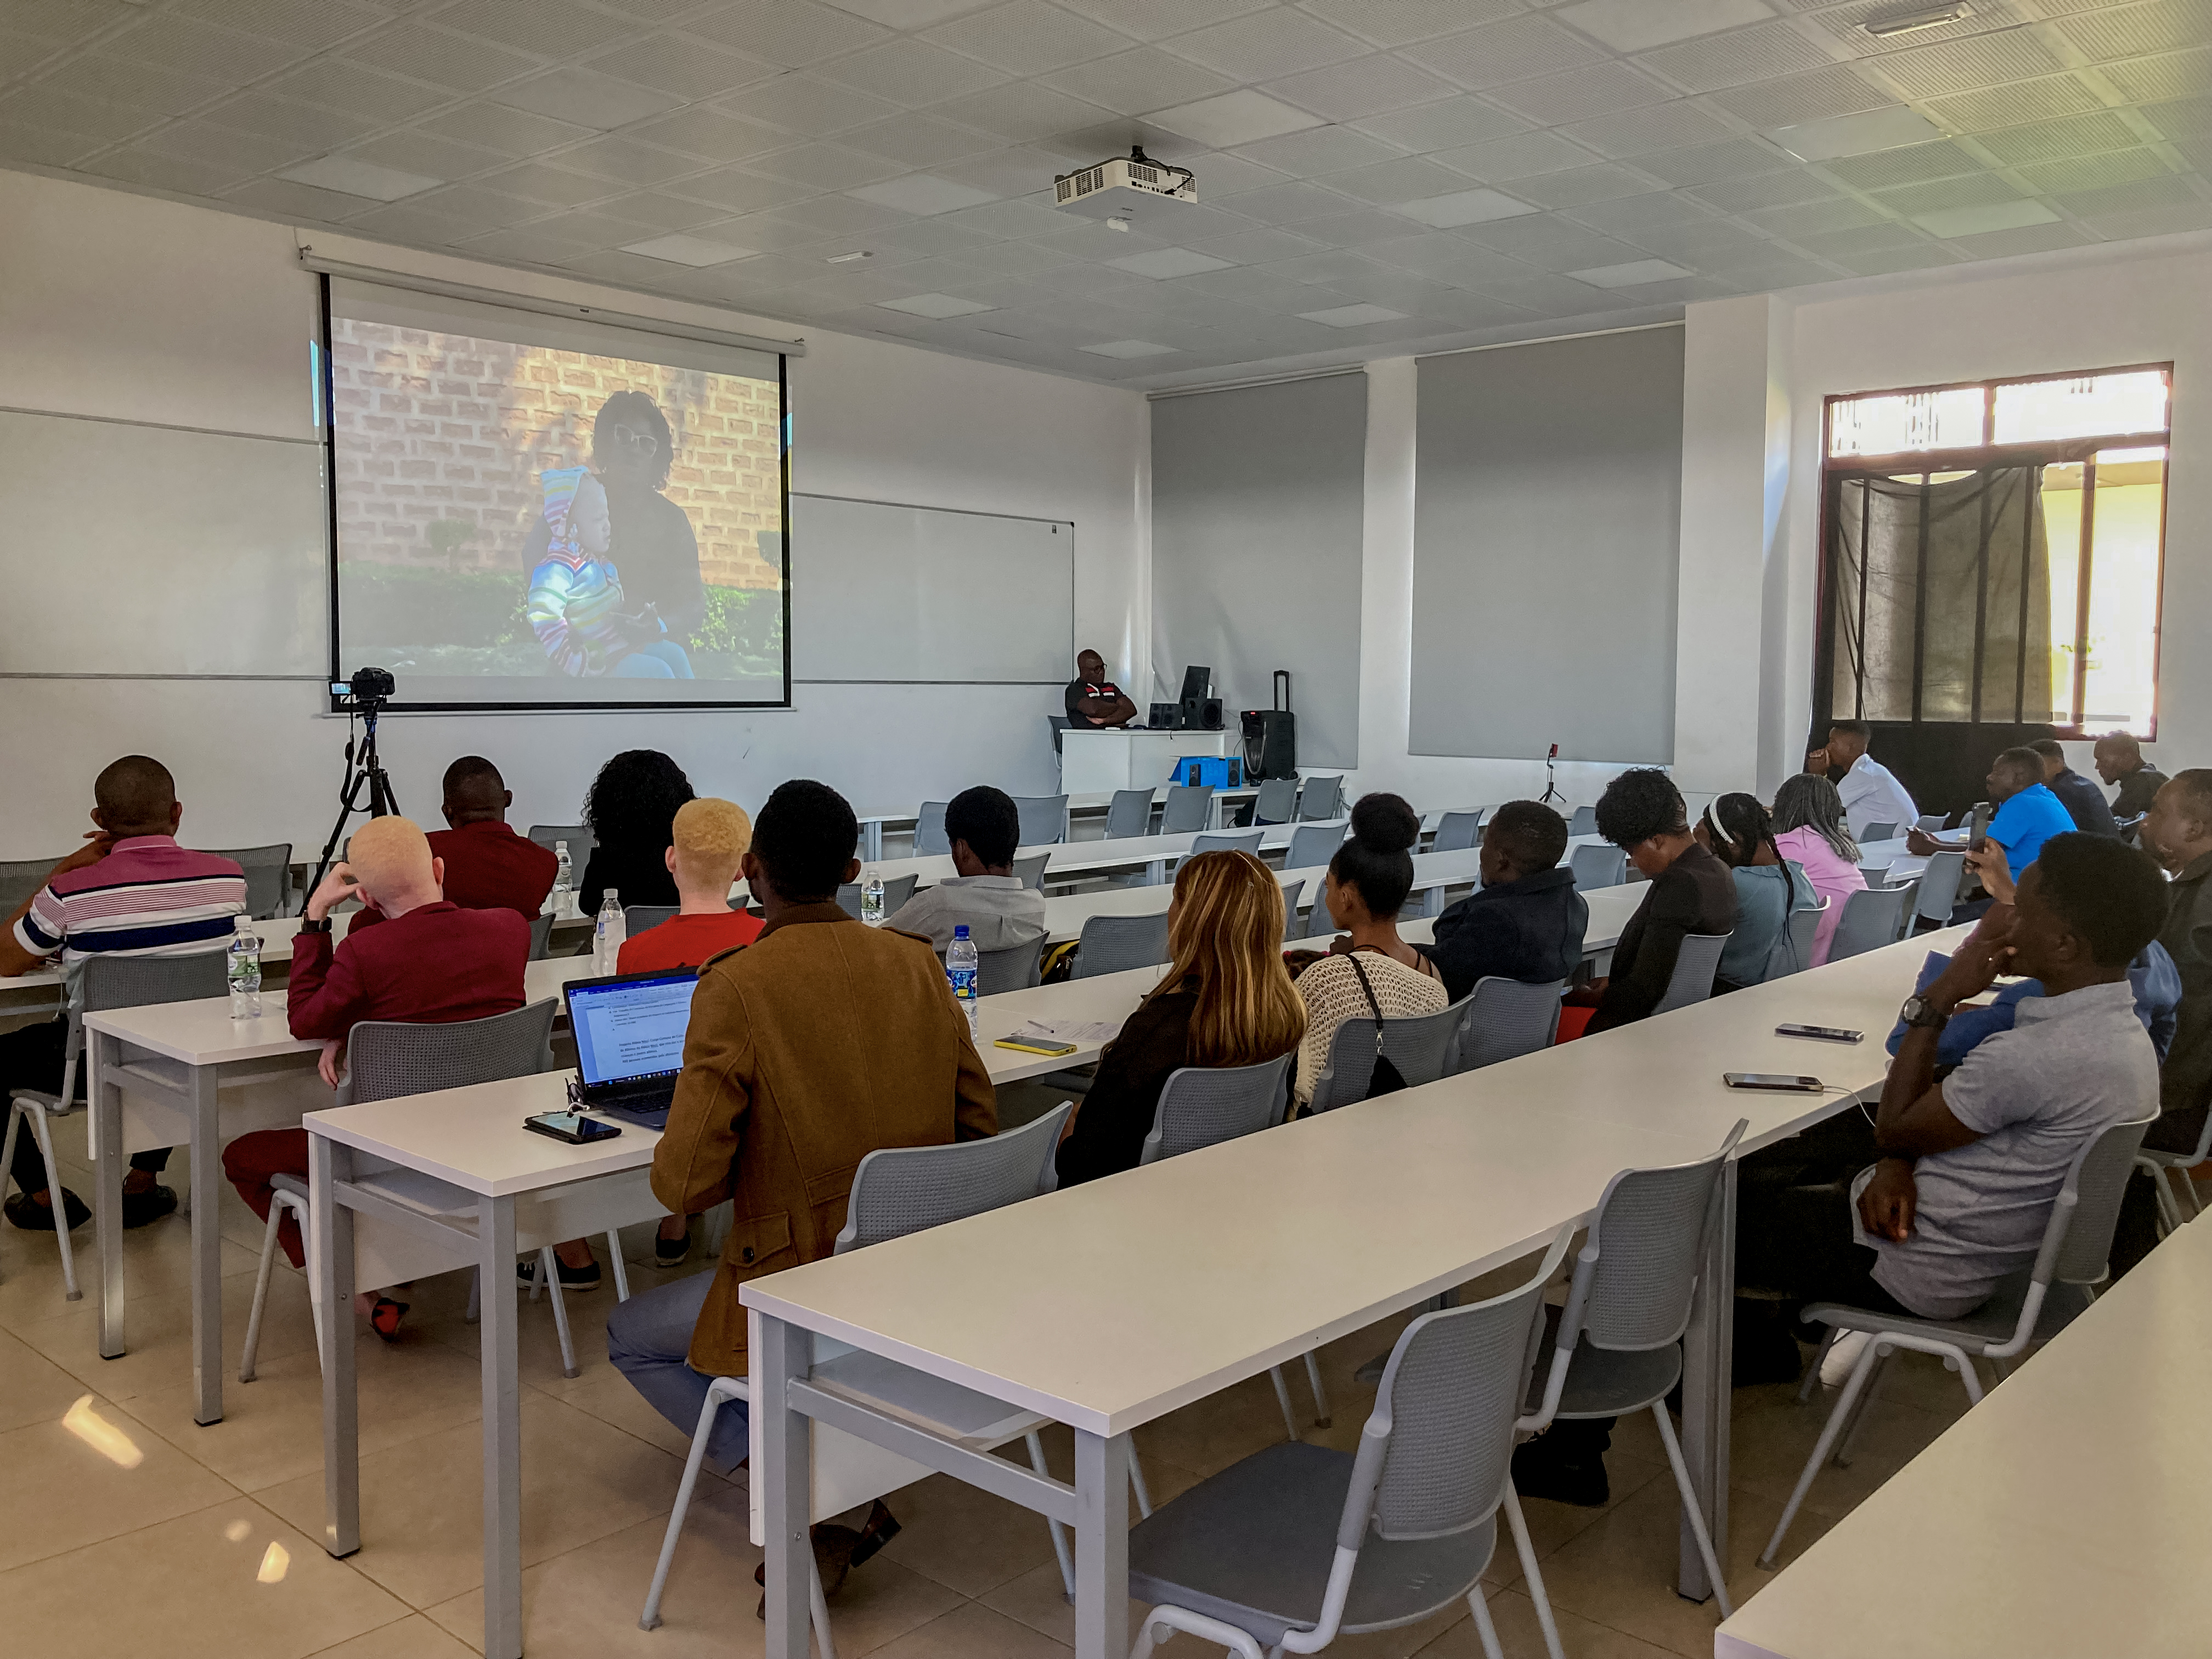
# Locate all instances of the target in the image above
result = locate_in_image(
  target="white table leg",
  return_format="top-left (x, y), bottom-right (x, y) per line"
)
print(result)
top-left (314, 1135), bottom-right (360, 1558)
top-left (1679, 1160), bottom-right (1736, 1601)
top-left (190, 1063), bottom-right (224, 1425)
top-left (1073, 1429), bottom-right (1130, 1659)
top-left (1146, 858), bottom-right (1165, 886)
top-left (760, 1313), bottom-right (813, 1659)
top-left (863, 821), bottom-right (883, 861)
top-left (95, 1031), bottom-right (127, 1360)
top-left (480, 1193), bottom-right (523, 1659)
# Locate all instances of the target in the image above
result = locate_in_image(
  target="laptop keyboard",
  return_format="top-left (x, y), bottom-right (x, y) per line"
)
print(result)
top-left (591, 1081), bottom-right (676, 1129)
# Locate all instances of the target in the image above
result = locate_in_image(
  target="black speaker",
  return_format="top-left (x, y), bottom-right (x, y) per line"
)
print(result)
top-left (1149, 701), bottom-right (1178, 729)
top-left (1180, 695), bottom-right (1202, 730)
top-left (1200, 697), bottom-right (1223, 730)
top-left (1243, 710), bottom-right (1296, 779)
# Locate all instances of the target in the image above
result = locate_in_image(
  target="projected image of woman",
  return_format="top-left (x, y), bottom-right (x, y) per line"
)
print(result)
top-left (591, 391), bottom-right (706, 646)
top-left (525, 470), bottom-right (693, 679)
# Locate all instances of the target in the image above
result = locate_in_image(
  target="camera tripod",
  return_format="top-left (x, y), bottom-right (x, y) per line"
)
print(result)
top-left (303, 703), bottom-right (400, 900)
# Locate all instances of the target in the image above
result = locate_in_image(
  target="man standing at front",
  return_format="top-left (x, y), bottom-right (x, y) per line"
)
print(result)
top-left (1808, 719), bottom-right (1918, 841)
top-left (1065, 648), bottom-right (1137, 730)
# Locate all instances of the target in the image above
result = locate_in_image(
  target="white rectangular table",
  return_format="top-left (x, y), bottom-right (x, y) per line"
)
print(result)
top-left (745, 927), bottom-right (1965, 1659)
top-left (1059, 728), bottom-right (1234, 796)
top-left (854, 785), bottom-right (1266, 859)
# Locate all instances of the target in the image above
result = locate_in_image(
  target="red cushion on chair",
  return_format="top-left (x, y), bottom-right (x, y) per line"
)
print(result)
top-left (1553, 1005), bottom-right (1596, 1044)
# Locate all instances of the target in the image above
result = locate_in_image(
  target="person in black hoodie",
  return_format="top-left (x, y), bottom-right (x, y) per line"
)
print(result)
top-left (1580, 769), bottom-right (1736, 1035)
top-left (1420, 800), bottom-right (1588, 1001)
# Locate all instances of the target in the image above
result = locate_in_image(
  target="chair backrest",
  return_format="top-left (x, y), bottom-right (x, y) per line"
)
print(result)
top-left (527, 824), bottom-right (594, 862)
top-left (1012, 794), bottom-right (1068, 847)
top-left (1431, 811), bottom-right (1484, 854)
top-left (1104, 788), bottom-right (1154, 839)
top-left (527, 911), bottom-right (554, 962)
top-left (1455, 977), bottom-right (1564, 1073)
top-left (835, 1103), bottom-right (1074, 1251)
top-left (1569, 843), bottom-right (1626, 890)
top-left (625, 904), bottom-right (679, 936)
top-left (1047, 714), bottom-right (1071, 754)
top-left (2045, 1112), bottom-right (2158, 1288)
top-left (1567, 805), bottom-right (1598, 838)
top-left (1286, 821), bottom-right (1347, 872)
top-left (1010, 851), bottom-right (1051, 891)
top-left (1762, 899), bottom-right (1827, 981)
top-left (78, 948), bottom-right (232, 1014)
top-left (1861, 821), bottom-right (1899, 843)
top-left (1308, 993), bottom-right (1472, 1113)
top-left (1567, 1122), bottom-right (1747, 1356)
top-left (1650, 932), bottom-right (1730, 1015)
top-left (0, 856), bottom-right (61, 915)
top-left (1306, 883), bottom-right (1341, 938)
top-left (1298, 776), bottom-right (1344, 821)
top-left (1915, 814), bottom-right (1949, 833)
top-left (1073, 911), bottom-right (1171, 978)
top-left (836, 872), bottom-right (919, 919)
top-left (1913, 849), bottom-right (1967, 926)
top-left (1857, 863), bottom-right (1892, 889)
top-left (1140, 1053), bottom-right (1291, 1165)
top-left (1841, 888), bottom-right (1907, 944)
top-left (201, 843), bottom-right (293, 919)
top-left (1189, 829), bottom-right (1261, 859)
top-left (1160, 785), bottom-right (1213, 834)
top-left (1252, 777), bottom-right (1299, 824)
top-left (1279, 878), bottom-right (1305, 943)
top-left (913, 803), bottom-right (951, 856)
top-left (1353, 1229), bottom-right (1571, 1547)
top-left (338, 1000), bottom-right (558, 1106)
top-left (976, 940), bottom-right (1042, 995)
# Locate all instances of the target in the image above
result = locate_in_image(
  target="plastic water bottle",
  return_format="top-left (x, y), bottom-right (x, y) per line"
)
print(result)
top-left (549, 841), bottom-right (574, 917)
top-left (862, 869), bottom-right (886, 927)
top-left (227, 917), bottom-right (263, 1019)
top-left (595, 890), bottom-right (625, 974)
top-left (946, 924), bottom-right (979, 1038)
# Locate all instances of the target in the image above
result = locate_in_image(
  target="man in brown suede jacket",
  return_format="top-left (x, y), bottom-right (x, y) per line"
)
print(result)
top-left (606, 778), bottom-right (995, 1496)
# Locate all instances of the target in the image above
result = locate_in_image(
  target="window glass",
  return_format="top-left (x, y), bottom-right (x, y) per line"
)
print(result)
top-left (1829, 387), bottom-right (1984, 456)
top-left (1992, 370), bottom-right (2167, 445)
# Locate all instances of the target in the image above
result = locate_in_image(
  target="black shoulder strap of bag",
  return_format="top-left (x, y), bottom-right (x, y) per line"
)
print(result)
top-left (1343, 952), bottom-right (1408, 1099)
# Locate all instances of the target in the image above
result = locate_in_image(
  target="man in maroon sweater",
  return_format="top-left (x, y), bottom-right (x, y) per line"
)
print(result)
top-left (349, 756), bottom-right (557, 924)
top-left (223, 815), bottom-right (528, 1282)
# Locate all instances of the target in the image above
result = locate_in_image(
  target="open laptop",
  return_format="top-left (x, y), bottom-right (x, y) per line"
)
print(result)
top-left (561, 968), bottom-right (700, 1129)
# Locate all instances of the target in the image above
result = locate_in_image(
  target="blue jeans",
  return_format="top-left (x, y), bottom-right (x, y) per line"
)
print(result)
top-left (606, 1268), bottom-right (748, 1467)
top-left (612, 642), bottom-right (695, 679)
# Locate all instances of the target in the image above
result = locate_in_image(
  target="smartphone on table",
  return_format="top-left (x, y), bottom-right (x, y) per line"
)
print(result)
top-left (1722, 1073), bottom-right (1825, 1093)
top-left (523, 1110), bottom-right (622, 1144)
top-left (1775, 1023), bottom-right (1862, 1044)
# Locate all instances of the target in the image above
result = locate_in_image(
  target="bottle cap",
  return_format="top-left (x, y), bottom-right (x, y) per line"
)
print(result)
top-left (953, 924), bottom-right (970, 938)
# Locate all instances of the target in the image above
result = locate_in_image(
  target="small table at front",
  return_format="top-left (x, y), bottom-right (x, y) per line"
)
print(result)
top-left (1059, 727), bottom-right (1235, 795)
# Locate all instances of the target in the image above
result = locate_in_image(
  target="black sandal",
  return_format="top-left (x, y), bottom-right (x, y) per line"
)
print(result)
top-left (516, 1257), bottom-right (602, 1290)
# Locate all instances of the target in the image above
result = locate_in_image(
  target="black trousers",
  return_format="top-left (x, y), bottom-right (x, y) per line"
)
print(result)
top-left (3, 1018), bottom-right (170, 1195)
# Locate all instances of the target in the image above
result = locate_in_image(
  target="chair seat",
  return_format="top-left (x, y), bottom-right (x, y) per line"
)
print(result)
top-left (1548, 1338), bottom-right (1683, 1418)
top-left (1128, 1440), bottom-right (1494, 1649)
top-left (9, 1089), bottom-right (77, 1115)
top-left (1804, 1269), bottom-right (2094, 1353)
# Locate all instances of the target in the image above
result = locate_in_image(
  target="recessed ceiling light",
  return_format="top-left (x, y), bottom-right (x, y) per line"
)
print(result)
top-left (826, 250), bottom-right (873, 263)
top-left (279, 156), bottom-right (444, 202)
top-left (1146, 91), bottom-right (1323, 150)
top-left (877, 292), bottom-right (996, 318)
top-left (1300, 304), bottom-right (1409, 327)
top-left (1392, 188), bottom-right (1539, 228)
top-left (1914, 199), bottom-right (2057, 239)
top-left (620, 234), bottom-right (757, 267)
top-left (1863, 3), bottom-right (1971, 39)
top-left (1080, 340), bottom-right (1178, 358)
top-left (848, 175), bottom-right (999, 216)
top-left (1107, 247), bottom-right (1234, 279)
top-left (1568, 258), bottom-right (1694, 288)
top-left (1770, 105), bottom-right (1942, 162)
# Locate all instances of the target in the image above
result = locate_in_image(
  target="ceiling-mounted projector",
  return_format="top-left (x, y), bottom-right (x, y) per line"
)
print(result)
top-left (1053, 146), bottom-right (1197, 229)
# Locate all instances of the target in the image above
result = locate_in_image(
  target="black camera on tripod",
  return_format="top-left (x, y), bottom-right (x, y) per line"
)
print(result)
top-left (307, 667), bottom-right (401, 896)
top-left (330, 665), bottom-right (396, 709)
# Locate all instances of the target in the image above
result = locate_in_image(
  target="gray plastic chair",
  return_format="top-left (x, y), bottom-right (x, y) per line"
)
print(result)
top-left (1141, 1054), bottom-right (1291, 1166)
top-left (1190, 829), bottom-right (1262, 859)
top-left (1860, 821), bottom-right (1898, 843)
top-left (2135, 1103), bottom-right (2212, 1234)
top-left (1567, 805), bottom-right (1598, 838)
top-left (1763, 1110), bottom-right (2157, 1570)
top-left (1431, 811), bottom-right (1485, 853)
top-left (1856, 862), bottom-right (1892, 888)
top-left (1285, 821), bottom-right (1347, 872)
top-left (1569, 843), bottom-right (1627, 889)
top-left (1252, 777), bottom-right (1299, 824)
top-left (1912, 849), bottom-right (1968, 929)
top-left (1009, 851), bottom-right (1050, 891)
top-left (336, 1000), bottom-right (558, 1105)
top-left (1012, 794), bottom-right (1068, 847)
top-left (4, 949), bottom-right (229, 1305)
top-left (202, 843), bottom-right (294, 918)
top-left (1829, 885), bottom-right (1911, 961)
top-left (1519, 1123), bottom-right (1748, 1635)
top-left (1297, 776), bottom-right (1344, 821)
top-left (1454, 977), bottom-right (1565, 1074)
top-left (527, 824), bottom-right (594, 862)
top-left (837, 872), bottom-right (918, 921)
top-left (1105, 788), bottom-right (1155, 839)
top-left (1073, 911), bottom-right (1172, 978)
top-left (0, 856), bottom-right (60, 914)
top-left (1305, 993), bottom-right (1473, 1115)
top-left (1279, 879), bottom-right (1306, 943)
top-left (1161, 784), bottom-right (1214, 834)
top-left (1650, 932), bottom-right (1731, 1016)
top-left (624, 904), bottom-right (678, 937)
top-left (976, 940), bottom-right (1042, 995)
top-left (1762, 899), bottom-right (1828, 981)
top-left (527, 911), bottom-right (554, 962)
top-left (1305, 886), bottom-right (1341, 939)
top-left (1128, 1227), bottom-right (1576, 1659)
top-left (913, 802), bottom-right (951, 856)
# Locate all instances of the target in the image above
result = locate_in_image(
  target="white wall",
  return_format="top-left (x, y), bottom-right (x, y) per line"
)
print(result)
top-left (0, 169), bottom-right (1147, 857)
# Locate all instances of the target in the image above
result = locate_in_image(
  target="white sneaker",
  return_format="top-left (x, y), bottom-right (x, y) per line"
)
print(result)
top-left (1820, 1329), bottom-right (1873, 1387)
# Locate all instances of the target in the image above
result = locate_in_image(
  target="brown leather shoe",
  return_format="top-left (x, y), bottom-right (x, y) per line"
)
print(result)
top-left (753, 1522), bottom-right (864, 1617)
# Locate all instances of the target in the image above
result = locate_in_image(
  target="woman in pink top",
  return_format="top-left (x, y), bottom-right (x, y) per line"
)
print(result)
top-left (1770, 774), bottom-right (1866, 966)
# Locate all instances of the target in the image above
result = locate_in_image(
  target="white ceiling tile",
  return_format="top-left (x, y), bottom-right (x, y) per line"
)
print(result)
top-left (627, 106), bottom-right (786, 162)
top-left (1165, 9), bottom-right (1370, 82)
top-left (2074, 200), bottom-right (2212, 240)
top-left (1488, 63), bottom-right (1676, 125)
top-left (1234, 123), bottom-right (1400, 174)
top-left (496, 69), bottom-right (687, 131)
top-left (941, 196), bottom-right (1076, 234)
top-left (718, 75), bottom-right (905, 136)
top-left (341, 25), bottom-right (539, 94)
top-left (1177, 150), bottom-right (1294, 194)
top-left (86, 149), bottom-right (255, 197)
top-left (175, 0), bottom-right (388, 53)
top-left (1149, 89), bottom-right (1326, 147)
top-left (620, 231), bottom-right (759, 264)
top-left (345, 131), bottom-right (507, 184)
top-left (2060, 172), bottom-right (2203, 217)
top-left (760, 190), bottom-right (913, 233)
top-left (1822, 138), bottom-right (1984, 189)
top-left (848, 173), bottom-right (1003, 212)
top-left (486, 160), bottom-right (626, 205)
top-left (131, 120), bottom-right (307, 175)
top-left (839, 112), bottom-right (1002, 166)
top-left (258, 59), bottom-right (446, 122)
top-left (1875, 171), bottom-right (2024, 213)
top-left (38, 54), bottom-right (230, 116)
top-left (103, 13), bottom-right (314, 82)
top-left (1807, 0), bottom-right (2026, 54)
top-left (1710, 64), bottom-right (1891, 127)
top-left (1352, 95), bottom-right (1527, 153)
top-left (1266, 53), bottom-right (1458, 122)
top-left (877, 290), bottom-right (1000, 315)
top-left (2103, 48), bottom-right (2212, 104)
top-left (1554, 0), bottom-right (1775, 53)
top-left (1323, 155), bottom-right (1468, 201)
top-left (1941, 217), bottom-right (2086, 256)
top-left (1769, 104), bottom-right (1938, 160)
top-left (1635, 137), bottom-right (1795, 184)
top-left (1400, 15), bottom-right (1607, 89)
top-left (1639, 22), bottom-right (1838, 93)
top-left (1108, 245), bottom-right (1237, 275)
top-left (2018, 149), bottom-right (2172, 194)
top-left (1081, 336), bottom-right (1181, 355)
top-left (1868, 29), bottom-right (2069, 98)
top-left (933, 80), bottom-right (1120, 141)
top-left (687, 0), bottom-right (894, 65)
top-left (1394, 185), bottom-right (1542, 225)
top-left (225, 175), bottom-right (392, 222)
top-left (198, 91), bottom-right (377, 148)
top-left (419, 103), bottom-right (595, 155)
top-left (821, 0), bottom-right (997, 23)
top-left (436, 0), bottom-right (634, 57)
top-left (1925, 75), bottom-right (2104, 131)
top-left (744, 142), bottom-right (907, 189)
top-left (1742, 196), bottom-right (1886, 236)
top-left (1435, 130), bottom-right (1603, 182)
top-left (947, 236), bottom-right (1077, 271)
top-left (814, 38), bottom-right (1014, 103)
top-left (1566, 256), bottom-right (1693, 285)
top-left (1295, 205), bottom-right (1438, 242)
top-left (1514, 162), bottom-right (1666, 207)
top-left (925, 2), bottom-right (1138, 74)
top-left (1298, 0), bottom-right (1523, 48)
top-left (1189, 224), bottom-right (1328, 260)
top-left (2056, 0), bottom-right (2212, 63)
top-left (1562, 100), bottom-right (1737, 157)
top-left (660, 167), bottom-right (820, 211)
top-left (550, 136), bottom-right (702, 185)
top-left (930, 144), bottom-right (1079, 195)
top-left (1689, 167), bottom-right (1837, 210)
top-left (1975, 110), bottom-right (2143, 165)
top-left (280, 155), bottom-right (446, 201)
top-left (575, 189), bottom-right (729, 229)
top-left (1053, 0), bottom-right (1275, 43)
top-left (1299, 301), bottom-right (1407, 323)
top-left (1566, 188), bottom-right (1723, 231)
top-left (587, 36), bottom-right (774, 100)
top-left (1039, 46), bottom-right (1236, 114)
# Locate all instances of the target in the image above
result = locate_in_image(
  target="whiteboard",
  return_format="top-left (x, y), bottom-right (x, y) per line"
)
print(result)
top-left (788, 493), bottom-right (1072, 684)
top-left (0, 410), bottom-right (327, 677)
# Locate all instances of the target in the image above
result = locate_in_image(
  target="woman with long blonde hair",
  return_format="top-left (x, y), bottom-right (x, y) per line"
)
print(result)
top-left (1054, 850), bottom-right (1306, 1186)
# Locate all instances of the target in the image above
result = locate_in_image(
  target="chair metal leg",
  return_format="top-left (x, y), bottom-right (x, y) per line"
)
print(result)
top-left (1651, 1403), bottom-right (1733, 1618)
top-left (642, 1374), bottom-right (744, 1630)
top-left (1502, 1481), bottom-right (1565, 1659)
top-left (2181, 1166), bottom-right (2205, 1220)
top-left (24, 1106), bottom-right (81, 1303)
top-left (1128, 1447), bottom-right (1153, 1519)
top-left (807, 1553), bottom-right (837, 1659)
top-left (1796, 1328), bottom-right (1838, 1404)
top-left (606, 1232), bottom-right (631, 1302)
top-left (1953, 1346), bottom-right (1986, 1407)
top-left (1761, 1336), bottom-right (1884, 1567)
top-left (540, 1246), bottom-right (579, 1378)
top-left (1267, 1365), bottom-right (1300, 1442)
top-left (241, 1203), bottom-right (286, 1383)
top-left (1028, 1431), bottom-right (1077, 1602)
top-left (0, 1104), bottom-right (22, 1201)
top-left (1301, 1349), bottom-right (1331, 1428)
top-left (1832, 1348), bottom-right (1894, 1468)
top-left (1466, 1582), bottom-right (1507, 1659)
top-left (2140, 1157), bottom-right (2183, 1235)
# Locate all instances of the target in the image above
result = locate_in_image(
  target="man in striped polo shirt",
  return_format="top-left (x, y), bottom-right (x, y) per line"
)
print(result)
top-left (1, 756), bottom-right (245, 1233)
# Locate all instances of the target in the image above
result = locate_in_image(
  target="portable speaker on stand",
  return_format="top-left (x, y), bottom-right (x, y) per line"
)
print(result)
top-left (1241, 670), bottom-right (1297, 780)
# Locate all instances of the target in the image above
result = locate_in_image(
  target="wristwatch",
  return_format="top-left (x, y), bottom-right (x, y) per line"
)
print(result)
top-left (1899, 994), bottom-right (1949, 1030)
top-left (299, 917), bottom-right (332, 934)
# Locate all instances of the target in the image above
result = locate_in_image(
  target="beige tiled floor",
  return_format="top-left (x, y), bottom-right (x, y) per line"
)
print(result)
top-left (0, 1139), bottom-right (1972, 1657)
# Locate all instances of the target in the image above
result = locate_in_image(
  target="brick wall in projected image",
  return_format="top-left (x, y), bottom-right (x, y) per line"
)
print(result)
top-left (329, 318), bottom-right (782, 593)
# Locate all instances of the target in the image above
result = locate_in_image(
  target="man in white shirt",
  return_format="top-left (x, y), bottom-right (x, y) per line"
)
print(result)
top-left (885, 786), bottom-right (1047, 954)
top-left (1809, 719), bottom-right (1919, 841)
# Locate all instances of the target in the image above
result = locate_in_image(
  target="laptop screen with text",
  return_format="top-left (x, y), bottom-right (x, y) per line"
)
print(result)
top-left (566, 972), bottom-right (698, 1088)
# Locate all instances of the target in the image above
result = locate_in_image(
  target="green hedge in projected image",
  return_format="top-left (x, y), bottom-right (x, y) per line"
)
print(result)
top-left (340, 565), bottom-right (784, 680)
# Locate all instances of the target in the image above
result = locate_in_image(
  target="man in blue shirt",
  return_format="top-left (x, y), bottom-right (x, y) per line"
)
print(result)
top-left (1979, 746), bottom-right (2082, 877)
